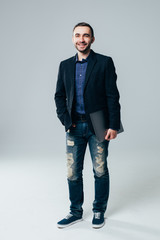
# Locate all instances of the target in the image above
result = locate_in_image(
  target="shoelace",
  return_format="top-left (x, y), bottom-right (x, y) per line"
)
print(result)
top-left (65, 213), bottom-right (73, 219)
top-left (94, 212), bottom-right (101, 219)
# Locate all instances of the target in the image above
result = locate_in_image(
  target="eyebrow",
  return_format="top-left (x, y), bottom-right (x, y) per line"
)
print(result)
top-left (74, 33), bottom-right (90, 36)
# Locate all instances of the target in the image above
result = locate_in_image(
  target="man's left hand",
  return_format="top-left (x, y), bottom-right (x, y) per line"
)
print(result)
top-left (105, 129), bottom-right (117, 141)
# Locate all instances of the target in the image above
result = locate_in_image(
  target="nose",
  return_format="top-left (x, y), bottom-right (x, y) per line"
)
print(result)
top-left (79, 36), bottom-right (84, 42)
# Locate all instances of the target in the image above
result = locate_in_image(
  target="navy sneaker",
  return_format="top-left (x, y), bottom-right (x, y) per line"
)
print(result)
top-left (92, 212), bottom-right (105, 229)
top-left (57, 213), bottom-right (82, 228)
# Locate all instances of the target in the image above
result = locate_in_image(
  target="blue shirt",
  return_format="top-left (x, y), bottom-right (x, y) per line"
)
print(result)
top-left (74, 53), bottom-right (90, 114)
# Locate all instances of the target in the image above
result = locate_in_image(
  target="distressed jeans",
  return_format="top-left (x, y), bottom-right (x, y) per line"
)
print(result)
top-left (66, 120), bottom-right (110, 218)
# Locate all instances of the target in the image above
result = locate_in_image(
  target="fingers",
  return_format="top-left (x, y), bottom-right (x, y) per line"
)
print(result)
top-left (105, 130), bottom-right (110, 141)
top-left (105, 130), bottom-right (112, 141)
top-left (105, 129), bottom-right (117, 141)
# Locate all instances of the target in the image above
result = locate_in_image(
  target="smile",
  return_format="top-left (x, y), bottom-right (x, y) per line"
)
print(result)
top-left (78, 44), bottom-right (86, 47)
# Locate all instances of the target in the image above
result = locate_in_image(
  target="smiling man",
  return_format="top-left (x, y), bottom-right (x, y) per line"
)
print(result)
top-left (55, 22), bottom-right (122, 229)
top-left (73, 25), bottom-right (93, 57)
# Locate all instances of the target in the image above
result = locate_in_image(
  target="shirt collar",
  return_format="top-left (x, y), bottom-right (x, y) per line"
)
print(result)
top-left (75, 51), bottom-right (91, 63)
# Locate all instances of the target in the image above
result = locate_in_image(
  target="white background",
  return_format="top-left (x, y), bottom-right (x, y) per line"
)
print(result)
top-left (0, 0), bottom-right (160, 239)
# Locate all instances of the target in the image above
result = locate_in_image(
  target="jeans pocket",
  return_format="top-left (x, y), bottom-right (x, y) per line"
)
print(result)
top-left (67, 124), bottom-right (75, 133)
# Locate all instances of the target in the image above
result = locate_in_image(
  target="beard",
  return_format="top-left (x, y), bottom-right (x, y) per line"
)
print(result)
top-left (75, 42), bottom-right (92, 54)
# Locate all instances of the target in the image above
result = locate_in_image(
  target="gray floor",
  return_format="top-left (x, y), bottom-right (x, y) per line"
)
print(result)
top-left (0, 149), bottom-right (159, 240)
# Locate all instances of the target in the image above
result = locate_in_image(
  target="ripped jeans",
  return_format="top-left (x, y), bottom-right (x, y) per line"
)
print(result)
top-left (66, 121), bottom-right (110, 218)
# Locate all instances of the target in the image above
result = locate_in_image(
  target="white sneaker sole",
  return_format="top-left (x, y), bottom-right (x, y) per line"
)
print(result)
top-left (92, 221), bottom-right (105, 229)
top-left (57, 218), bottom-right (83, 228)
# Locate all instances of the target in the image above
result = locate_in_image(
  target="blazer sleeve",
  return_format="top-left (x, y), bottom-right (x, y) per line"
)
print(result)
top-left (54, 62), bottom-right (69, 126)
top-left (105, 57), bottom-right (121, 130)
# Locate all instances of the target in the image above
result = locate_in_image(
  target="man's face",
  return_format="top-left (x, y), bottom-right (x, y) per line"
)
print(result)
top-left (72, 26), bottom-right (95, 54)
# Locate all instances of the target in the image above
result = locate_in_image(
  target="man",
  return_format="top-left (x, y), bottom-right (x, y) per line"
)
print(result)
top-left (54, 22), bottom-right (121, 229)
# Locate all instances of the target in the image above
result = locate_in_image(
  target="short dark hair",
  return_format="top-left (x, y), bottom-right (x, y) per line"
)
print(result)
top-left (73, 22), bottom-right (94, 37)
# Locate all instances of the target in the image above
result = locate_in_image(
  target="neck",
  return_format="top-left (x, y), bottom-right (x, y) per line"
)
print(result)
top-left (77, 49), bottom-right (91, 61)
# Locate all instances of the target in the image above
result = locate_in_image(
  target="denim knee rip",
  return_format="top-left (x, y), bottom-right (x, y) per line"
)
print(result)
top-left (66, 152), bottom-right (74, 179)
top-left (93, 145), bottom-right (107, 177)
top-left (67, 139), bottom-right (75, 146)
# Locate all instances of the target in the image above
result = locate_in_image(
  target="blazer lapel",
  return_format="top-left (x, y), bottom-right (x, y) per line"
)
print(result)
top-left (69, 50), bottom-right (97, 95)
top-left (84, 50), bottom-right (97, 91)
top-left (68, 56), bottom-right (76, 106)
top-left (70, 56), bottom-right (76, 85)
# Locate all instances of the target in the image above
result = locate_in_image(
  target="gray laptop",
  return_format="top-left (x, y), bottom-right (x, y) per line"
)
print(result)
top-left (90, 109), bottom-right (124, 142)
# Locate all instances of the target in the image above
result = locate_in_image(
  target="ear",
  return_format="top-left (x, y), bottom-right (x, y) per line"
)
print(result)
top-left (91, 37), bottom-right (95, 43)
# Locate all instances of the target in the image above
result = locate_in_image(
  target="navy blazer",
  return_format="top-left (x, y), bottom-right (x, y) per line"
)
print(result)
top-left (54, 49), bottom-right (121, 133)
